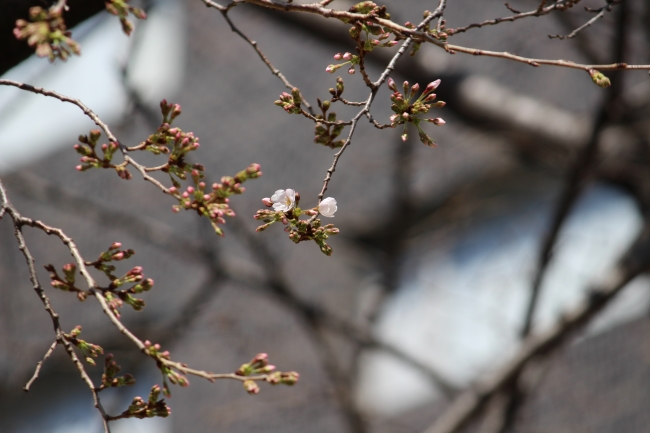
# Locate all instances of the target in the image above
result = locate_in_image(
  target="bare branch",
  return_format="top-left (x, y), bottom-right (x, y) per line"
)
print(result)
top-left (450, 0), bottom-right (582, 35)
top-left (227, 0), bottom-right (650, 72)
top-left (201, 0), bottom-right (314, 114)
top-left (0, 79), bottom-right (171, 195)
top-left (0, 179), bottom-right (112, 432)
top-left (23, 340), bottom-right (58, 391)
top-left (550, 0), bottom-right (622, 40)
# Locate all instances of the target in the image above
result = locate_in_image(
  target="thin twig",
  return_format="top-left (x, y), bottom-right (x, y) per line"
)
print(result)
top-left (549, 0), bottom-right (621, 40)
top-left (0, 79), bottom-right (173, 195)
top-left (23, 340), bottom-right (58, 391)
top-left (316, 11), bottom-right (438, 206)
top-left (450, 0), bottom-right (581, 35)
top-left (201, 0), bottom-right (314, 114)
top-left (221, 0), bottom-right (650, 72)
top-left (0, 179), bottom-right (112, 433)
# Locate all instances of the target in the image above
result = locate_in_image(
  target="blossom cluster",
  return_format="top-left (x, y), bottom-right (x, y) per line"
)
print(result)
top-left (170, 164), bottom-right (262, 236)
top-left (13, 1), bottom-right (145, 62)
top-left (236, 353), bottom-right (300, 395)
top-left (105, 0), bottom-right (147, 36)
top-left (66, 326), bottom-right (104, 365)
top-left (143, 340), bottom-right (189, 396)
top-left (46, 242), bottom-right (154, 318)
top-left (255, 189), bottom-right (339, 255)
top-left (13, 6), bottom-right (80, 62)
top-left (102, 353), bottom-right (136, 389)
top-left (73, 100), bottom-right (262, 236)
top-left (388, 77), bottom-right (446, 146)
top-left (123, 385), bottom-right (171, 419)
top-left (274, 88), bottom-right (304, 114)
top-left (314, 95), bottom-right (346, 148)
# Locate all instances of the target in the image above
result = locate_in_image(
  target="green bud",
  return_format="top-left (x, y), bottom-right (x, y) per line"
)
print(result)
top-left (588, 69), bottom-right (611, 88)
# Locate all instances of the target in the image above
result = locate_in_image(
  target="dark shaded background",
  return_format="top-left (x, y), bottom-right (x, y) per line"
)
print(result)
top-left (1, 1), bottom-right (650, 433)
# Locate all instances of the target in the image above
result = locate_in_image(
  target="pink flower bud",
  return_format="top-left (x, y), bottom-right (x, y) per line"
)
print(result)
top-left (387, 77), bottom-right (397, 91)
top-left (75, 165), bottom-right (83, 171)
top-left (342, 52), bottom-right (352, 60)
top-left (348, 67), bottom-right (355, 75)
top-left (203, 194), bottom-right (210, 201)
top-left (187, 187), bottom-right (194, 194)
top-left (333, 53), bottom-right (342, 60)
top-left (424, 79), bottom-right (441, 94)
top-left (262, 197), bottom-right (273, 207)
top-left (326, 65), bottom-right (335, 73)
top-left (168, 186), bottom-right (177, 193)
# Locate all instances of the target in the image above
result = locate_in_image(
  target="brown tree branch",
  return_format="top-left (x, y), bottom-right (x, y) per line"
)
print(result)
top-left (200, 0), bottom-right (314, 114)
top-left (549, 0), bottom-right (622, 40)
top-left (449, 0), bottom-right (583, 35)
top-left (0, 179), bottom-right (112, 433)
top-left (23, 340), bottom-right (58, 391)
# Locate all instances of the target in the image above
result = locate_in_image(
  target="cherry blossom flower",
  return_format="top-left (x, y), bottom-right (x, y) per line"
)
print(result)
top-left (318, 197), bottom-right (337, 217)
top-left (271, 189), bottom-right (296, 212)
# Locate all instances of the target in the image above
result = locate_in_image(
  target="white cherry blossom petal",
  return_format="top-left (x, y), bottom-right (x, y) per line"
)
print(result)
top-left (318, 197), bottom-right (337, 217)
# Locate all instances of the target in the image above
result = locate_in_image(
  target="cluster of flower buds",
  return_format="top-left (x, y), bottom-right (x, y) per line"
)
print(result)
top-left (274, 88), bottom-right (303, 114)
top-left (236, 353), bottom-right (277, 376)
top-left (13, 6), bottom-right (80, 62)
top-left (45, 263), bottom-right (88, 301)
top-left (105, 0), bottom-right (147, 36)
top-left (430, 17), bottom-right (450, 40)
top-left (588, 69), bottom-right (611, 88)
top-left (66, 326), bottom-right (104, 365)
top-left (102, 353), bottom-right (136, 388)
top-left (145, 102), bottom-right (204, 182)
top-left (74, 130), bottom-right (126, 176)
top-left (236, 353), bottom-right (300, 394)
top-left (326, 52), bottom-right (360, 75)
top-left (347, 1), bottom-right (391, 18)
top-left (255, 189), bottom-right (340, 256)
top-left (169, 164), bottom-right (262, 236)
top-left (387, 77), bottom-right (446, 146)
top-left (328, 76), bottom-right (346, 99)
top-left (144, 340), bottom-right (188, 396)
top-left (124, 385), bottom-right (171, 419)
top-left (348, 18), bottom-right (399, 53)
top-left (105, 265), bottom-right (153, 313)
top-left (79, 243), bottom-right (154, 316)
top-left (314, 98), bottom-right (346, 148)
